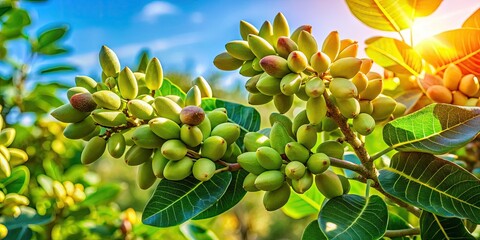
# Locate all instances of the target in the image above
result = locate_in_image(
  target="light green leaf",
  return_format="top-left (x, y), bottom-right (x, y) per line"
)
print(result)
top-left (37, 25), bottom-right (68, 50)
top-left (379, 152), bottom-right (480, 223)
top-left (415, 28), bottom-right (480, 75)
top-left (365, 37), bottom-right (423, 76)
top-left (463, 8), bottom-right (480, 28)
top-left (142, 172), bottom-right (232, 227)
top-left (38, 65), bottom-right (76, 74)
top-left (78, 183), bottom-right (121, 207)
top-left (318, 194), bottom-right (388, 240)
top-left (180, 223), bottom-right (219, 240)
top-left (282, 182), bottom-right (323, 219)
top-left (420, 211), bottom-right (475, 239)
top-left (302, 220), bottom-right (327, 240)
top-left (383, 103), bottom-right (480, 154)
top-left (155, 78), bottom-right (186, 99)
top-left (386, 213), bottom-right (413, 240)
top-left (0, 166), bottom-right (29, 194)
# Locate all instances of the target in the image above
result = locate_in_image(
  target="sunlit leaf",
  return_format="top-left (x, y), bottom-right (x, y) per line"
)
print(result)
top-left (365, 37), bottom-right (423, 76)
top-left (282, 181), bottom-right (323, 219)
top-left (79, 183), bottom-right (121, 207)
top-left (37, 25), bottom-right (68, 50)
top-left (142, 172), bottom-right (231, 227)
top-left (383, 103), bottom-right (480, 154)
top-left (0, 166), bottom-right (30, 194)
top-left (318, 194), bottom-right (388, 240)
top-left (407, 0), bottom-right (442, 17)
top-left (345, 0), bottom-right (413, 32)
top-left (379, 152), bottom-right (480, 223)
top-left (302, 220), bottom-right (327, 240)
top-left (463, 8), bottom-right (480, 28)
top-left (415, 29), bottom-right (480, 75)
top-left (420, 211), bottom-right (475, 239)
top-left (38, 65), bottom-right (76, 74)
top-left (180, 223), bottom-right (219, 240)
top-left (155, 78), bottom-right (186, 99)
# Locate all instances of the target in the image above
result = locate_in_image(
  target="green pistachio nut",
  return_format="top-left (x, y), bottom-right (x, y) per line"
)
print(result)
top-left (67, 86), bottom-right (90, 100)
top-left (316, 140), bottom-right (344, 159)
top-left (180, 124), bottom-right (203, 147)
top-left (298, 30), bottom-right (318, 60)
top-left (305, 77), bottom-right (326, 98)
top-left (310, 51), bottom-right (331, 74)
top-left (206, 109), bottom-right (228, 129)
top-left (99, 45), bottom-right (121, 77)
top-left (96, 82), bottom-right (109, 91)
top-left (254, 170), bottom-right (285, 191)
top-left (256, 73), bottom-right (282, 96)
top-left (273, 12), bottom-right (290, 39)
top-left (270, 122), bottom-right (295, 155)
top-left (263, 182), bottom-right (291, 211)
top-left (269, 112), bottom-right (294, 138)
top-left (225, 142), bottom-right (242, 163)
top-left (329, 57), bottom-right (362, 79)
top-left (237, 152), bottom-right (267, 175)
top-left (91, 109), bottom-right (127, 127)
top-left (185, 86), bottom-right (202, 107)
top-left (75, 75), bottom-right (98, 93)
top-left (70, 92), bottom-right (97, 112)
top-left (163, 156), bottom-right (194, 181)
top-left (285, 141), bottom-right (310, 163)
top-left (295, 84), bottom-right (310, 101)
top-left (193, 76), bottom-right (213, 98)
top-left (243, 173), bottom-right (260, 192)
top-left (63, 116), bottom-right (97, 139)
top-left (258, 21), bottom-right (275, 47)
top-left (197, 116), bottom-right (211, 141)
top-left (292, 110), bottom-right (309, 136)
top-left (359, 100), bottom-right (373, 114)
top-left (125, 145), bottom-right (153, 166)
top-left (251, 57), bottom-right (263, 72)
top-left (211, 122), bottom-right (240, 145)
top-left (128, 99), bottom-right (156, 120)
top-left (292, 171), bottom-right (313, 194)
top-left (248, 92), bottom-right (273, 105)
top-left (287, 51), bottom-right (308, 73)
top-left (280, 73), bottom-right (302, 96)
top-left (201, 136), bottom-right (227, 161)
top-left (307, 153), bottom-right (330, 174)
top-left (149, 117), bottom-right (181, 140)
top-left (273, 94), bottom-right (294, 114)
top-left (352, 72), bottom-right (368, 93)
top-left (81, 136), bottom-right (106, 165)
top-left (337, 174), bottom-right (351, 194)
top-left (296, 124), bottom-right (317, 150)
top-left (392, 102), bottom-right (407, 118)
top-left (225, 40), bottom-right (255, 61)
top-left (239, 20), bottom-right (259, 40)
top-left (276, 36), bottom-right (298, 58)
top-left (132, 125), bottom-right (165, 149)
top-left (192, 158), bottom-right (216, 181)
top-left (135, 72), bottom-right (151, 95)
top-left (91, 90), bottom-right (121, 110)
top-left (335, 97), bottom-right (360, 119)
top-left (161, 139), bottom-right (187, 161)
top-left (152, 149), bottom-right (169, 178)
top-left (315, 170), bottom-right (344, 199)
top-left (8, 148), bottom-right (28, 167)
top-left (164, 94), bottom-right (184, 107)
top-left (321, 31), bottom-right (340, 62)
top-left (0, 154), bottom-right (10, 178)
top-left (244, 132), bottom-right (271, 152)
top-left (51, 104), bottom-right (90, 123)
top-left (329, 78), bottom-right (358, 99)
top-left (245, 74), bottom-right (261, 93)
top-left (256, 146), bottom-right (283, 170)
top-left (285, 161), bottom-right (306, 180)
top-left (247, 34), bottom-right (276, 59)
top-left (138, 160), bottom-right (157, 190)
top-left (145, 57), bottom-right (163, 91)
top-left (0, 128), bottom-right (15, 147)
top-left (290, 25), bottom-right (312, 43)
top-left (121, 127), bottom-right (136, 146)
top-left (82, 126), bottom-right (101, 141)
top-left (107, 133), bottom-right (126, 158)
top-left (259, 55), bottom-right (291, 78)
top-left (371, 96), bottom-right (397, 121)
top-left (153, 96), bottom-right (182, 123)
top-left (359, 79), bottom-right (383, 100)
top-left (213, 52), bottom-right (244, 71)
top-left (306, 95), bottom-right (327, 124)
top-left (352, 113), bottom-right (376, 135)
top-left (0, 145), bottom-right (9, 161)
top-left (118, 67), bottom-right (138, 100)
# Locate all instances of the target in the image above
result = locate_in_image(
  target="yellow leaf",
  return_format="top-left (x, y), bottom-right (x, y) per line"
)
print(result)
top-left (463, 8), bottom-right (480, 28)
top-left (415, 29), bottom-right (480, 75)
top-left (407, 0), bottom-right (442, 17)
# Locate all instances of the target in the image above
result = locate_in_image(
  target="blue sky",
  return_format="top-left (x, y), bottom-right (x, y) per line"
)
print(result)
top-left (19, 0), bottom-right (480, 88)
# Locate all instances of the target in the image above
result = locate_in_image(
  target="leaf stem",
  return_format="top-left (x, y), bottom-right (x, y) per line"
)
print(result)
top-left (365, 179), bottom-right (372, 198)
top-left (384, 228), bottom-right (420, 238)
top-left (370, 146), bottom-right (394, 162)
top-left (329, 157), bottom-right (367, 175)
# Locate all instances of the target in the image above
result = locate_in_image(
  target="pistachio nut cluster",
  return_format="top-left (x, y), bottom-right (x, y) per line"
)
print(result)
top-left (51, 180), bottom-right (86, 209)
top-left (426, 63), bottom-right (480, 106)
top-left (0, 192), bottom-right (29, 218)
top-left (0, 106), bottom-right (29, 179)
top-left (51, 46), bottom-right (242, 189)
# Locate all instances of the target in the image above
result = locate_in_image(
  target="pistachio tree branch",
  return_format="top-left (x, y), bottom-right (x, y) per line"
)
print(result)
top-left (384, 228), bottom-right (420, 238)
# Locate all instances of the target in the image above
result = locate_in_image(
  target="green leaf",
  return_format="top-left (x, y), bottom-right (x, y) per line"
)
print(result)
top-left (42, 159), bottom-right (62, 180)
top-left (38, 65), bottom-right (76, 74)
top-left (282, 182), bottom-right (323, 219)
top-left (193, 169), bottom-right (248, 220)
top-left (155, 78), bottom-right (186, 99)
top-left (36, 44), bottom-right (69, 56)
top-left (302, 220), bottom-right (327, 240)
top-left (463, 8), bottom-right (480, 28)
top-left (37, 174), bottom-right (53, 196)
top-left (5, 227), bottom-right (32, 240)
top-left (345, 0), bottom-right (413, 32)
top-left (379, 152), bottom-right (480, 223)
top-left (37, 25), bottom-right (68, 50)
top-left (0, 206), bottom-right (54, 230)
top-left (318, 194), bottom-right (388, 240)
top-left (4, 9), bottom-right (30, 28)
top-left (0, 166), bottom-right (30, 194)
top-left (142, 172), bottom-right (232, 227)
top-left (365, 37), bottom-right (423, 76)
top-left (420, 211), bottom-right (475, 239)
top-left (180, 223), bottom-right (219, 240)
top-left (136, 49), bottom-right (150, 73)
top-left (383, 103), bottom-right (480, 154)
top-left (415, 28), bottom-right (480, 75)
top-left (386, 213), bottom-right (413, 240)
top-left (78, 183), bottom-right (121, 207)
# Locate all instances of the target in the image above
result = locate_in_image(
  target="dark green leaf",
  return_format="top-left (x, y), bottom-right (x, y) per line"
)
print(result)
top-left (302, 221), bottom-right (327, 240)
top-left (0, 207), bottom-right (54, 230)
top-left (136, 49), bottom-right (150, 73)
top-left (420, 211), bottom-right (475, 239)
top-left (0, 166), bottom-right (30, 194)
top-left (78, 183), bottom-right (121, 206)
top-left (282, 181), bottom-right (323, 219)
top-left (379, 152), bottom-right (480, 223)
top-left (142, 172), bottom-right (232, 227)
top-left (318, 194), bottom-right (388, 240)
top-left (155, 78), bottom-right (186, 99)
top-left (4, 9), bottom-right (30, 28)
top-left (0, 6), bottom-right (12, 18)
top-left (38, 65), bottom-right (76, 74)
top-left (193, 169), bottom-right (248, 220)
top-left (387, 213), bottom-right (413, 240)
top-left (383, 104), bottom-right (480, 154)
top-left (5, 227), bottom-right (32, 240)
top-left (180, 223), bottom-right (219, 240)
top-left (36, 44), bottom-right (68, 55)
top-left (37, 25), bottom-right (68, 49)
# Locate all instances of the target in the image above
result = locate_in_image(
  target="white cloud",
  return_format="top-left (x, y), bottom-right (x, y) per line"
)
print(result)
top-left (190, 12), bottom-right (204, 24)
top-left (138, 1), bottom-right (178, 22)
